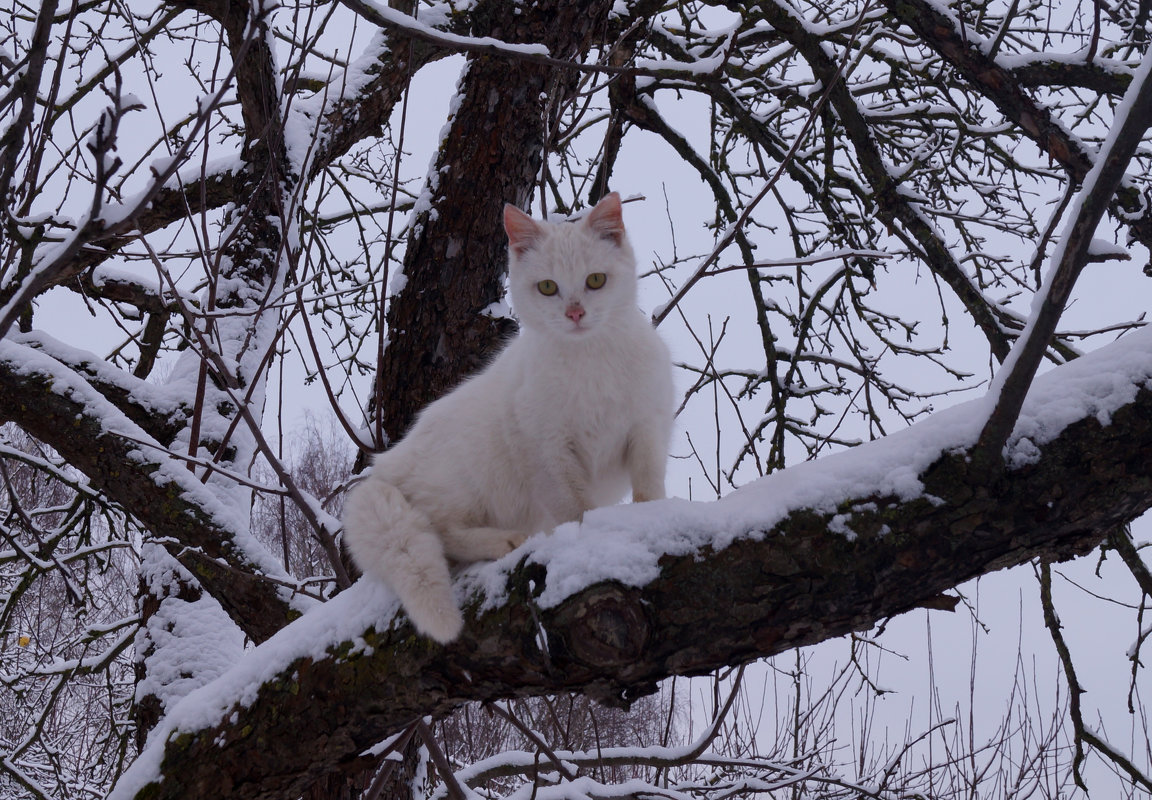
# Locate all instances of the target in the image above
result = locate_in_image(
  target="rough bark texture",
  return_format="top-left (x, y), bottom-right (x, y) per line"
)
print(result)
top-left (126, 379), bottom-right (1152, 800)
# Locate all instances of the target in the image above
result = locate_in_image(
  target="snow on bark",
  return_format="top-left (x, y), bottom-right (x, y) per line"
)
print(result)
top-left (112, 323), bottom-right (1152, 800)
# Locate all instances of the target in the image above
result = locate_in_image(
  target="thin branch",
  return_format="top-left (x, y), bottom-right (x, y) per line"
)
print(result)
top-left (418, 718), bottom-right (471, 800)
top-left (974, 53), bottom-right (1152, 466)
top-left (653, 0), bottom-right (875, 326)
top-left (1037, 561), bottom-right (1088, 790)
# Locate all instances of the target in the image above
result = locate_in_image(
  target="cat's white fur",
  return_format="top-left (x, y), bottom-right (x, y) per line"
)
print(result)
top-left (342, 193), bottom-right (674, 643)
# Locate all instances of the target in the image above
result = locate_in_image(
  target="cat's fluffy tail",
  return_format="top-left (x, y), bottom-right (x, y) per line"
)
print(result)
top-left (342, 480), bottom-right (464, 643)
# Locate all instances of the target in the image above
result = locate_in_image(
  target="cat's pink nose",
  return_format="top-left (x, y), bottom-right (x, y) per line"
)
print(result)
top-left (566, 304), bottom-right (585, 323)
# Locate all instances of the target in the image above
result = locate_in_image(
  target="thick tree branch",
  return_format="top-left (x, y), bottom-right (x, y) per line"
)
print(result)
top-left (116, 336), bottom-right (1152, 800)
top-left (0, 341), bottom-right (298, 643)
top-left (1011, 58), bottom-right (1132, 95)
top-left (974, 55), bottom-right (1152, 465)
top-left (303, 38), bottom-right (444, 184)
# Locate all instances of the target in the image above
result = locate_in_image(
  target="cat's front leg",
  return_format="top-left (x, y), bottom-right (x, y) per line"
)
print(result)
top-left (626, 423), bottom-right (668, 503)
top-left (529, 436), bottom-right (592, 522)
top-left (555, 438), bottom-right (593, 515)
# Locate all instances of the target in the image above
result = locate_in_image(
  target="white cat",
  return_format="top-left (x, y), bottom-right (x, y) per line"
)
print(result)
top-left (342, 192), bottom-right (674, 643)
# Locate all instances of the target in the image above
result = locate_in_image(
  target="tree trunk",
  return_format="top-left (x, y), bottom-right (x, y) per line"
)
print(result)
top-left (374, 0), bottom-right (615, 444)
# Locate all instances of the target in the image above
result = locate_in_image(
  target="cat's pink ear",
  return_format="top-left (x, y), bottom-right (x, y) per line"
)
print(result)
top-left (584, 192), bottom-right (625, 245)
top-left (504, 204), bottom-right (541, 256)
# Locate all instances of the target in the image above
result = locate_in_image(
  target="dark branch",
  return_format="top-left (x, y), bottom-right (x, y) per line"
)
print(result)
top-left (973, 58), bottom-right (1152, 465)
top-left (880, 0), bottom-right (1152, 262)
top-left (0, 344), bottom-right (298, 643)
top-left (122, 359), bottom-right (1152, 800)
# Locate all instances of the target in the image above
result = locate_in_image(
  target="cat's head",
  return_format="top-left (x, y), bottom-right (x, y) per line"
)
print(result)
top-left (503, 192), bottom-right (638, 341)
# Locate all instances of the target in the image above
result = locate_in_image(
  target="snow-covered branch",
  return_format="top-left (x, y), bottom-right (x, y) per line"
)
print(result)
top-left (112, 327), bottom-right (1152, 800)
top-left (975, 53), bottom-right (1152, 463)
top-left (0, 339), bottom-right (302, 643)
top-left (879, 0), bottom-right (1152, 259)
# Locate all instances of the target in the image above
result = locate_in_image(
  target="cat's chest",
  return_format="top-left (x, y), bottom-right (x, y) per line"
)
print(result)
top-left (511, 348), bottom-right (643, 440)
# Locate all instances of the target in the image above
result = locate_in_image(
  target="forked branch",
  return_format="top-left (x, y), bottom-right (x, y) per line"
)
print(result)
top-left (973, 56), bottom-right (1152, 466)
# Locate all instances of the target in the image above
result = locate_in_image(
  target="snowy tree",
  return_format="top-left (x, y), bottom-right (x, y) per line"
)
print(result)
top-left (2, 0), bottom-right (1152, 798)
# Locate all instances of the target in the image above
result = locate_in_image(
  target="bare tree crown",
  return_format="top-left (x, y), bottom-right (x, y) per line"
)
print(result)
top-left (2, 0), bottom-right (1152, 798)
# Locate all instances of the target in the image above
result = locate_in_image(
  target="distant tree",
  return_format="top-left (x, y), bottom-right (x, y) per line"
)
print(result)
top-left (1, 0), bottom-right (1152, 798)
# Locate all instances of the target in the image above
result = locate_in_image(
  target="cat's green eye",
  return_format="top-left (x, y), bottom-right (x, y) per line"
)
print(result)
top-left (537, 279), bottom-right (559, 296)
top-left (585, 272), bottom-right (607, 290)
